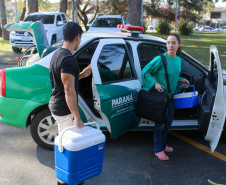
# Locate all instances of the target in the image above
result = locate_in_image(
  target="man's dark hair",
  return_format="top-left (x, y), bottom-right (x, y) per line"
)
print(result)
top-left (63, 22), bottom-right (83, 42)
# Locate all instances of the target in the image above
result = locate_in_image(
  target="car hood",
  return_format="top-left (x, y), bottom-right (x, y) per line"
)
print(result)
top-left (7, 21), bottom-right (49, 58)
top-left (87, 27), bottom-right (121, 33)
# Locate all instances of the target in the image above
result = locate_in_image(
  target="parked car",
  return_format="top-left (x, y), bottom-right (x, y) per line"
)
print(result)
top-left (87, 14), bottom-right (129, 33)
top-left (8, 12), bottom-right (68, 53)
top-left (0, 23), bottom-right (225, 152)
top-left (199, 26), bottom-right (217, 32)
top-left (193, 26), bottom-right (202, 31)
top-left (149, 24), bottom-right (158, 30)
top-left (217, 26), bottom-right (226, 32)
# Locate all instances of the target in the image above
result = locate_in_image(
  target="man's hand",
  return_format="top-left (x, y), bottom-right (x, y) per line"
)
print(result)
top-left (155, 82), bottom-right (164, 93)
top-left (178, 78), bottom-right (190, 87)
top-left (79, 64), bottom-right (92, 79)
top-left (74, 119), bottom-right (84, 130)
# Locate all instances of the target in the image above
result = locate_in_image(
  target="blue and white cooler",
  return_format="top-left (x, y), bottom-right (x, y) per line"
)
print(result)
top-left (55, 122), bottom-right (106, 185)
top-left (174, 85), bottom-right (199, 109)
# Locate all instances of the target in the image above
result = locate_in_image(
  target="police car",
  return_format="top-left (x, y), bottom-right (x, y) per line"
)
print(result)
top-left (1, 22), bottom-right (225, 151)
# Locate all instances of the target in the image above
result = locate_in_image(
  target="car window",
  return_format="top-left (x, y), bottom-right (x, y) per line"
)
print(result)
top-left (92, 18), bottom-right (122, 27)
top-left (57, 15), bottom-right (62, 23)
top-left (24, 15), bottom-right (54, 24)
top-left (138, 43), bottom-right (164, 69)
top-left (97, 45), bottom-right (134, 83)
top-left (61, 14), bottom-right (67, 23)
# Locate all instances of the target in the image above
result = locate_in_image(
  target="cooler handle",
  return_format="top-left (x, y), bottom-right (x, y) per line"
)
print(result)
top-left (58, 122), bottom-right (100, 153)
top-left (175, 85), bottom-right (196, 95)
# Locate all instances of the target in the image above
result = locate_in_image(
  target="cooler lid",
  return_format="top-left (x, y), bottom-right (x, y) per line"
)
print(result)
top-left (55, 126), bottom-right (105, 151)
top-left (174, 91), bottom-right (198, 99)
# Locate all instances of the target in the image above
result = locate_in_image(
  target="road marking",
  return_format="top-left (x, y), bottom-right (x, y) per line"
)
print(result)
top-left (168, 131), bottom-right (226, 162)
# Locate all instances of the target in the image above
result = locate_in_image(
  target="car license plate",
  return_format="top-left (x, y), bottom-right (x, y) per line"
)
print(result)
top-left (22, 37), bottom-right (32, 41)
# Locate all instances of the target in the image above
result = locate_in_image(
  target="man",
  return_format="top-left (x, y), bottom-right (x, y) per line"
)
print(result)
top-left (49, 22), bottom-right (92, 185)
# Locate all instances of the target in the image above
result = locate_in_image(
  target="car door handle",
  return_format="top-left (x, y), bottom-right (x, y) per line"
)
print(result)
top-left (102, 96), bottom-right (112, 101)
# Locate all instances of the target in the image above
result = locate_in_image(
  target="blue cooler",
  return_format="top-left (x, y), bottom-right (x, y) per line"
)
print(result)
top-left (55, 122), bottom-right (105, 185)
top-left (174, 85), bottom-right (199, 109)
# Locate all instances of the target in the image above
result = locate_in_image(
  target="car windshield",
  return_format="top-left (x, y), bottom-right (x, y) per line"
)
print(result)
top-left (92, 18), bottom-right (122, 27)
top-left (24, 15), bottom-right (55, 24)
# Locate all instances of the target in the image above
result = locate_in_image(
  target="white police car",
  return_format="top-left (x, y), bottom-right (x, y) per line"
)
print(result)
top-left (1, 22), bottom-right (225, 151)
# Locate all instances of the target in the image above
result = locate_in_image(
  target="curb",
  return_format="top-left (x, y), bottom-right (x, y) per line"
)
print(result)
top-left (0, 61), bottom-right (18, 65)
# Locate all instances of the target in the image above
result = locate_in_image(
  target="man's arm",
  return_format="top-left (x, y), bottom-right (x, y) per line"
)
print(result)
top-left (61, 73), bottom-right (84, 129)
top-left (79, 64), bottom-right (92, 80)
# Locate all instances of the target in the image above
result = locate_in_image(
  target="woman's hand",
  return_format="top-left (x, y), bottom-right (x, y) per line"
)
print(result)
top-left (155, 82), bottom-right (164, 93)
top-left (179, 78), bottom-right (190, 87)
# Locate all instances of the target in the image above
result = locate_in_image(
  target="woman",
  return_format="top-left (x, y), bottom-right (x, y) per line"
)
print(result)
top-left (141, 34), bottom-right (189, 161)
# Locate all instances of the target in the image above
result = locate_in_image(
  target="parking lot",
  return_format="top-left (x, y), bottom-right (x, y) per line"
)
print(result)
top-left (0, 119), bottom-right (226, 185)
top-left (0, 56), bottom-right (226, 185)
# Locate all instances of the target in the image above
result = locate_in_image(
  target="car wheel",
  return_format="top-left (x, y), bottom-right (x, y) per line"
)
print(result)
top-left (51, 35), bottom-right (57, 45)
top-left (30, 108), bottom-right (58, 150)
top-left (12, 47), bottom-right (22, 53)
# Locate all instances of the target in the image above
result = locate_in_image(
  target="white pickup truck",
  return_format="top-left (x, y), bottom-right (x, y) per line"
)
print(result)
top-left (9, 12), bottom-right (68, 53)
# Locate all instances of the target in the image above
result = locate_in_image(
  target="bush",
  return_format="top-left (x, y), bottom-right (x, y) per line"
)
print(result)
top-left (143, 19), bottom-right (148, 33)
top-left (178, 21), bottom-right (193, 35)
top-left (156, 20), bottom-right (172, 35)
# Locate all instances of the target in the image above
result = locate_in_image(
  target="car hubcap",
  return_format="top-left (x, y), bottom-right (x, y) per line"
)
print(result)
top-left (38, 116), bottom-right (58, 146)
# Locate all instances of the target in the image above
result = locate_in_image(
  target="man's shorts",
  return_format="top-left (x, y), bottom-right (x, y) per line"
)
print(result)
top-left (52, 114), bottom-right (74, 133)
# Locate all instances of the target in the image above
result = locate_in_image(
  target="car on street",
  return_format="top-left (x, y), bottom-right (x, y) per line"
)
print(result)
top-left (87, 14), bottom-right (129, 33)
top-left (149, 24), bottom-right (158, 30)
top-left (8, 12), bottom-right (68, 53)
top-left (0, 22), bottom-right (225, 151)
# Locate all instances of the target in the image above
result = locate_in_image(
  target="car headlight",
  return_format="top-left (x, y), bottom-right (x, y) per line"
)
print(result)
top-left (11, 31), bottom-right (16, 35)
top-left (24, 32), bottom-right (29, 36)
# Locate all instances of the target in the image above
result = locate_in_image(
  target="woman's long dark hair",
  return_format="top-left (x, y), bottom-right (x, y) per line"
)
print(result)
top-left (169, 34), bottom-right (182, 58)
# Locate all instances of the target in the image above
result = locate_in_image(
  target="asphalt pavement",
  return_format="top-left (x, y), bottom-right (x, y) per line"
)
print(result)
top-left (0, 121), bottom-right (226, 185)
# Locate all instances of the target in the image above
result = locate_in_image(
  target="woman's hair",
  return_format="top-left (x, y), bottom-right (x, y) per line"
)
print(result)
top-left (168, 34), bottom-right (182, 58)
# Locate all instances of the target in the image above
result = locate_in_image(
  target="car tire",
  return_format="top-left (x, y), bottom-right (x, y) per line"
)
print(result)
top-left (12, 47), bottom-right (22, 53)
top-left (51, 35), bottom-right (57, 45)
top-left (30, 108), bottom-right (58, 150)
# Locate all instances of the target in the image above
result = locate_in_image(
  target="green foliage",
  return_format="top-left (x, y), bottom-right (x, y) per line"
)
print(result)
top-left (178, 21), bottom-right (193, 35)
top-left (156, 20), bottom-right (172, 35)
top-left (143, 19), bottom-right (148, 33)
top-left (99, 0), bottom-right (128, 16)
top-left (205, 20), bottom-right (211, 26)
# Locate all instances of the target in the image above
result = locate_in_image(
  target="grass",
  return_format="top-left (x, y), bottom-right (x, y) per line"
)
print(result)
top-left (146, 32), bottom-right (226, 69)
top-left (0, 37), bottom-right (21, 64)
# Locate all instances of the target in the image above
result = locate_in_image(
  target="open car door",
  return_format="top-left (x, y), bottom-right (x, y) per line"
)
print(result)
top-left (91, 39), bottom-right (141, 138)
top-left (7, 21), bottom-right (49, 58)
top-left (198, 46), bottom-right (226, 152)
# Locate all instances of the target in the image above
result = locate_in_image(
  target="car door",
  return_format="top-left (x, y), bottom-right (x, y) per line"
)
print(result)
top-left (198, 45), bottom-right (226, 152)
top-left (91, 39), bottom-right (141, 138)
top-left (56, 15), bottom-right (64, 41)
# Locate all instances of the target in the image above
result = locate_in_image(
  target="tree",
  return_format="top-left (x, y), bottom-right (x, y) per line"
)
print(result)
top-left (127, 0), bottom-right (142, 26)
top-left (26, 0), bottom-right (38, 15)
top-left (0, 0), bottom-right (9, 40)
top-left (77, 0), bottom-right (99, 31)
top-left (99, 0), bottom-right (128, 16)
top-left (59, 0), bottom-right (67, 13)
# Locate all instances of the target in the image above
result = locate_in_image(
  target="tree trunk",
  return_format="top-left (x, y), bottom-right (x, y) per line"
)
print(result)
top-left (127, 0), bottom-right (142, 26)
top-left (59, 0), bottom-right (67, 13)
top-left (20, 0), bottom-right (26, 21)
top-left (26, 0), bottom-right (38, 15)
top-left (0, 0), bottom-right (9, 40)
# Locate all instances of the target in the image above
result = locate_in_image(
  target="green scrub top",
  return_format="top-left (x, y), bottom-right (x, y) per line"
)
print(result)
top-left (141, 52), bottom-right (181, 94)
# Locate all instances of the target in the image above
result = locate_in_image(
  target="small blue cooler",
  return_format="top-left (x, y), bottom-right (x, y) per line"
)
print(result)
top-left (174, 85), bottom-right (199, 109)
top-left (55, 122), bottom-right (105, 185)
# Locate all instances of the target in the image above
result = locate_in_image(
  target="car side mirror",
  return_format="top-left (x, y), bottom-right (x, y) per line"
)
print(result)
top-left (57, 21), bottom-right (64, 26)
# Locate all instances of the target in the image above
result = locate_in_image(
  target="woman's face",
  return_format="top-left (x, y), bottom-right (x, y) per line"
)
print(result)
top-left (166, 35), bottom-right (181, 55)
